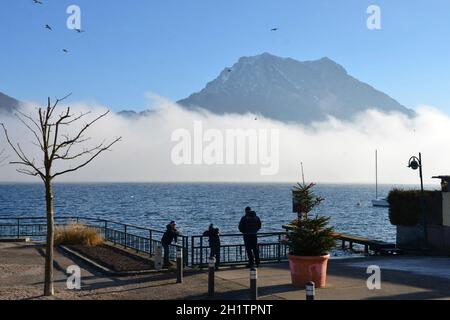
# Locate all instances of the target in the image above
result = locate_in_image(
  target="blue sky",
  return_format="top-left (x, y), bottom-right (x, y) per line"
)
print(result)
top-left (1, 0), bottom-right (450, 113)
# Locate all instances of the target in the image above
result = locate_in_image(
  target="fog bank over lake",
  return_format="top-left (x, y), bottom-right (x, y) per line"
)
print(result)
top-left (0, 96), bottom-right (448, 184)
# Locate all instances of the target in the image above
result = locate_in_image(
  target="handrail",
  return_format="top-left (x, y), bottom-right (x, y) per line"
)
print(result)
top-left (0, 216), bottom-right (167, 234)
top-left (191, 232), bottom-right (286, 238)
top-left (0, 216), bottom-right (287, 238)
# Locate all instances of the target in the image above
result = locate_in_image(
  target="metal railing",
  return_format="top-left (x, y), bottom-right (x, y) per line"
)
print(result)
top-left (190, 232), bottom-right (289, 267)
top-left (0, 216), bottom-right (288, 266)
top-left (0, 216), bottom-right (187, 264)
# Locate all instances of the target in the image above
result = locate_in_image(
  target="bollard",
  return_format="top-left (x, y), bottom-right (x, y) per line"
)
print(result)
top-left (176, 249), bottom-right (183, 283)
top-left (250, 268), bottom-right (258, 300)
top-left (154, 244), bottom-right (162, 271)
top-left (306, 281), bottom-right (315, 300)
top-left (208, 257), bottom-right (216, 298)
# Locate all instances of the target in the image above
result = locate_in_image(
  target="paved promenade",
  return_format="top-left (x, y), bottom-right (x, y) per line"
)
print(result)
top-left (1, 242), bottom-right (450, 300)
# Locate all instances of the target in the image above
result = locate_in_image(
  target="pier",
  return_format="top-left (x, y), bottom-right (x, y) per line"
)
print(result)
top-left (335, 233), bottom-right (400, 255)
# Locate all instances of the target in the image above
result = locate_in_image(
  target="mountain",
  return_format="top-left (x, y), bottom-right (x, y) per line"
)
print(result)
top-left (0, 92), bottom-right (20, 114)
top-left (177, 53), bottom-right (413, 123)
top-left (117, 110), bottom-right (156, 119)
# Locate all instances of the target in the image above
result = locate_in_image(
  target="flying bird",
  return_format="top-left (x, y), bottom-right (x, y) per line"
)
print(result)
top-left (33, 0), bottom-right (43, 4)
top-left (227, 69), bottom-right (232, 72)
top-left (75, 28), bottom-right (85, 33)
top-left (44, 24), bottom-right (52, 31)
top-left (271, 28), bottom-right (278, 31)
top-left (62, 49), bottom-right (68, 53)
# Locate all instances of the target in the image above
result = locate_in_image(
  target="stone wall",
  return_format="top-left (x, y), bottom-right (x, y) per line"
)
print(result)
top-left (397, 223), bottom-right (450, 251)
top-left (397, 225), bottom-right (423, 250)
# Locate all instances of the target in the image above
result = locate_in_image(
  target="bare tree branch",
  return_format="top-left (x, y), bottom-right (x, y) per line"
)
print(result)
top-left (59, 111), bottom-right (91, 125)
top-left (52, 110), bottom-right (111, 156)
top-left (46, 93), bottom-right (72, 122)
top-left (16, 168), bottom-right (42, 177)
top-left (54, 140), bottom-right (105, 161)
top-left (16, 110), bottom-right (43, 135)
top-left (2, 95), bottom-right (122, 181)
top-left (52, 137), bottom-right (121, 178)
top-left (1, 123), bottom-right (45, 180)
top-left (15, 112), bottom-right (45, 151)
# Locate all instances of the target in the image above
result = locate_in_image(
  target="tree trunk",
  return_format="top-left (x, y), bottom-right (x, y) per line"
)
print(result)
top-left (44, 178), bottom-right (54, 296)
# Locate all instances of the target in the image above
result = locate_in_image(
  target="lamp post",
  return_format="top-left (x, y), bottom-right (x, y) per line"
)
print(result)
top-left (408, 153), bottom-right (427, 247)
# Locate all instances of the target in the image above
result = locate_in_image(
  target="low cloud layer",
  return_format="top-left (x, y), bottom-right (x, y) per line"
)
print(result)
top-left (0, 95), bottom-right (448, 185)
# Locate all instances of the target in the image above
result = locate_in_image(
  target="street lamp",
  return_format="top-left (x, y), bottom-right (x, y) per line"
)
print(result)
top-left (407, 153), bottom-right (427, 247)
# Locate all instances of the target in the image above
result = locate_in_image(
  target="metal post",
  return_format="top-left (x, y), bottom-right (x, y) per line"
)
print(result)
top-left (177, 248), bottom-right (183, 283)
top-left (17, 218), bottom-right (20, 239)
top-left (149, 230), bottom-right (153, 256)
top-left (277, 235), bottom-right (281, 262)
top-left (184, 237), bottom-right (189, 267)
top-left (154, 244), bottom-right (162, 271)
top-left (191, 236), bottom-right (195, 266)
top-left (250, 268), bottom-right (258, 300)
top-left (419, 153), bottom-right (428, 246)
top-left (208, 257), bottom-right (216, 298)
top-left (124, 225), bottom-right (127, 248)
top-left (200, 237), bottom-right (204, 268)
top-left (182, 237), bottom-right (187, 267)
top-left (306, 281), bottom-right (315, 300)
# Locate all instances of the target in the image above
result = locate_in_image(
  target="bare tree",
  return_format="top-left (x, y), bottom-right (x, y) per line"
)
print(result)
top-left (1, 95), bottom-right (121, 296)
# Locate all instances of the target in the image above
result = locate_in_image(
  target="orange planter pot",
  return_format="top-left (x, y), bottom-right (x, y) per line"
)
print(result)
top-left (288, 254), bottom-right (330, 288)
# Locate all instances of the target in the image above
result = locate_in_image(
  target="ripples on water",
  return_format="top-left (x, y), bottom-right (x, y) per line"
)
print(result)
top-left (0, 183), bottom-right (415, 242)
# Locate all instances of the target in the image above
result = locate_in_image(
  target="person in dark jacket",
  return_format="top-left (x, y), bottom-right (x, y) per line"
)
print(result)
top-left (239, 207), bottom-right (262, 268)
top-left (203, 224), bottom-right (221, 270)
top-left (161, 221), bottom-right (179, 267)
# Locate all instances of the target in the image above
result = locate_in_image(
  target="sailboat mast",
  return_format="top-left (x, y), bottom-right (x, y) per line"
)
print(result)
top-left (375, 150), bottom-right (378, 199)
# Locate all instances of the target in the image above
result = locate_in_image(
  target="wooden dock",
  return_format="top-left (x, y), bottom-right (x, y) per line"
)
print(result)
top-left (333, 233), bottom-right (400, 255)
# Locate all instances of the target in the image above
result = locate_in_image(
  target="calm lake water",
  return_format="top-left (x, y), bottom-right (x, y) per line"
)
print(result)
top-left (0, 183), bottom-right (432, 243)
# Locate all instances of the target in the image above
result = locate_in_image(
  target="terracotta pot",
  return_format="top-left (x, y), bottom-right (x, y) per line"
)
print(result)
top-left (288, 254), bottom-right (330, 288)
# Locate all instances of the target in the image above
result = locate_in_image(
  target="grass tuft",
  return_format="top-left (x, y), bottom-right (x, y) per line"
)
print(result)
top-left (55, 224), bottom-right (103, 247)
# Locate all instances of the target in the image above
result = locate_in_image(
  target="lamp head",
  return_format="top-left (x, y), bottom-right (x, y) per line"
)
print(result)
top-left (408, 157), bottom-right (420, 170)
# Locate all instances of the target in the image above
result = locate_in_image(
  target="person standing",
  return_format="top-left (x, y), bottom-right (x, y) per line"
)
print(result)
top-left (239, 207), bottom-right (262, 268)
top-left (161, 221), bottom-right (179, 267)
top-left (203, 224), bottom-right (221, 270)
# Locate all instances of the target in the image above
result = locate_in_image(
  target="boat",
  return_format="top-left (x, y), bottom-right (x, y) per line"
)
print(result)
top-left (372, 198), bottom-right (389, 207)
top-left (372, 150), bottom-right (389, 208)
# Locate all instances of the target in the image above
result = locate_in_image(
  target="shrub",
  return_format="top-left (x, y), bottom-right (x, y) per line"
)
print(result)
top-left (285, 216), bottom-right (336, 256)
top-left (388, 189), bottom-right (442, 226)
top-left (55, 224), bottom-right (103, 246)
top-left (286, 183), bottom-right (335, 256)
top-left (292, 183), bottom-right (324, 218)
